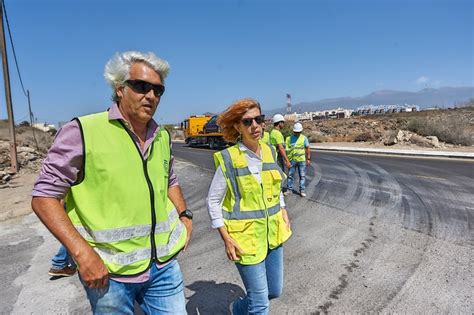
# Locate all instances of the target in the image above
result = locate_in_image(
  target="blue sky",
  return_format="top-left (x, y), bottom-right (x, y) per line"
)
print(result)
top-left (0, 0), bottom-right (472, 125)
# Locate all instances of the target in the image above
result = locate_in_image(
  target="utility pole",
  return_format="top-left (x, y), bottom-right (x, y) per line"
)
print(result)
top-left (0, 0), bottom-right (18, 173)
top-left (27, 90), bottom-right (39, 151)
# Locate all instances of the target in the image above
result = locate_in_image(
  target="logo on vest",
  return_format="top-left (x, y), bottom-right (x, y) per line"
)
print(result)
top-left (163, 160), bottom-right (169, 174)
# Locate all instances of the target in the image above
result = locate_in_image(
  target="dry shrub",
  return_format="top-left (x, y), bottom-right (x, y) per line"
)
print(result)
top-left (354, 132), bottom-right (376, 142)
top-left (306, 131), bottom-right (328, 143)
top-left (407, 115), bottom-right (473, 145)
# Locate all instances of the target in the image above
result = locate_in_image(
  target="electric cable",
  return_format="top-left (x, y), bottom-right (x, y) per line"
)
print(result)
top-left (2, 0), bottom-right (27, 96)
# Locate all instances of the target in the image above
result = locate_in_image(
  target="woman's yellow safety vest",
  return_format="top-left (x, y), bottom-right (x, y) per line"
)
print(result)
top-left (286, 134), bottom-right (306, 162)
top-left (66, 111), bottom-right (186, 276)
top-left (214, 143), bottom-right (292, 265)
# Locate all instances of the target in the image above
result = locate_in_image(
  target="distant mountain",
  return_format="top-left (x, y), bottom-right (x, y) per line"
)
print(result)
top-left (264, 87), bottom-right (474, 116)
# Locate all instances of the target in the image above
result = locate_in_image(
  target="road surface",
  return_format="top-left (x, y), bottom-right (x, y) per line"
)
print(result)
top-left (1, 143), bottom-right (472, 314)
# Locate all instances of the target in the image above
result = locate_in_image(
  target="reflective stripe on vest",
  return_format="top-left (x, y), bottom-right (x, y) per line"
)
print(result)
top-left (286, 135), bottom-right (306, 162)
top-left (75, 209), bottom-right (179, 243)
top-left (93, 223), bottom-right (185, 266)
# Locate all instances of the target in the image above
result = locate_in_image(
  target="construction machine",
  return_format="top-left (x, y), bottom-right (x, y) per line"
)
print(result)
top-left (181, 115), bottom-right (227, 149)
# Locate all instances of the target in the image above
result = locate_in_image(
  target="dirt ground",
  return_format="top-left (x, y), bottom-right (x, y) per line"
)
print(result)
top-left (0, 171), bottom-right (37, 222)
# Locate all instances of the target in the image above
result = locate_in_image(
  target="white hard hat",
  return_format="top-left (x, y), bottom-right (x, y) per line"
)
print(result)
top-left (272, 114), bottom-right (285, 124)
top-left (293, 122), bottom-right (303, 132)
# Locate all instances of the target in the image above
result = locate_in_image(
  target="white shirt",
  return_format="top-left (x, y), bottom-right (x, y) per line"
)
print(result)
top-left (206, 142), bottom-right (286, 229)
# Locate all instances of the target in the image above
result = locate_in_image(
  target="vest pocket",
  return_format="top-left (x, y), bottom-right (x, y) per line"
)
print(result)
top-left (226, 220), bottom-right (257, 255)
top-left (268, 211), bottom-right (292, 248)
top-left (237, 175), bottom-right (255, 194)
top-left (269, 170), bottom-right (283, 197)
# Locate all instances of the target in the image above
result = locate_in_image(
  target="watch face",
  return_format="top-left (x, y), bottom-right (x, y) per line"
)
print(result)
top-left (180, 209), bottom-right (193, 219)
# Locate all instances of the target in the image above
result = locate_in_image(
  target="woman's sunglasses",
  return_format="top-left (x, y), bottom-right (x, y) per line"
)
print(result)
top-left (242, 115), bottom-right (265, 126)
top-left (125, 80), bottom-right (165, 97)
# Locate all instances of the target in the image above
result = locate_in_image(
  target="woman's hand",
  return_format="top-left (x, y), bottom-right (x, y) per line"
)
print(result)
top-left (224, 237), bottom-right (244, 261)
top-left (218, 227), bottom-right (244, 261)
top-left (281, 208), bottom-right (291, 231)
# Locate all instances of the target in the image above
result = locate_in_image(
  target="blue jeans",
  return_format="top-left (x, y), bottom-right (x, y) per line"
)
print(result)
top-left (232, 246), bottom-right (284, 315)
top-left (82, 260), bottom-right (186, 314)
top-left (51, 245), bottom-right (76, 269)
top-left (287, 161), bottom-right (306, 193)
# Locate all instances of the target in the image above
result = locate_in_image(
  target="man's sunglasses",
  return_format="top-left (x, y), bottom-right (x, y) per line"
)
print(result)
top-left (125, 80), bottom-right (165, 97)
top-left (242, 115), bottom-right (265, 126)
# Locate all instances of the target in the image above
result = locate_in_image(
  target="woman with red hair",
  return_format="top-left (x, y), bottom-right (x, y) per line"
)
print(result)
top-left (207, 98), bottom-right (292, 314)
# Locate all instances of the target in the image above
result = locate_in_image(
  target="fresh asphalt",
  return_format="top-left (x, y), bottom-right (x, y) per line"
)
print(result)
top-left (1, 142), bottom-right (473, 314)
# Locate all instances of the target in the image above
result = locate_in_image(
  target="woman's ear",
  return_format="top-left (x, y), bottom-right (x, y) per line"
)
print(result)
top-left (233, 123), bottom-right (240, 134)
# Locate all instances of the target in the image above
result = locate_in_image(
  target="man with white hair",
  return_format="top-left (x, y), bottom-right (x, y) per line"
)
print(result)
top-left (32, 51), bottom-right (192, 314)
top-left (285, 122), bottom-right (311, 197)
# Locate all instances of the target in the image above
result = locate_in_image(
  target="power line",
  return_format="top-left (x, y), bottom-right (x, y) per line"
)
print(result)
top-left (1, 1), bottom-right (39, 151)
top-left (2, 0), bottom-right (27, 97)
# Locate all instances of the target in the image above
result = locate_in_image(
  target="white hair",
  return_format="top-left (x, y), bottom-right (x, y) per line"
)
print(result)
top-left (104, 51), bottom-right (170, 102)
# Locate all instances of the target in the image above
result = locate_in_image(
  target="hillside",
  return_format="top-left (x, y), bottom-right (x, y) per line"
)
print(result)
top-left (265, 87), bottom-right (474, 116)
top-left (297, 106), bottom-right (474, 148)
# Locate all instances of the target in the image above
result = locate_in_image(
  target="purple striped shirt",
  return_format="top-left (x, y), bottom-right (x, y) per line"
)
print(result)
top-left (32, 103), bottom-right (179, 283)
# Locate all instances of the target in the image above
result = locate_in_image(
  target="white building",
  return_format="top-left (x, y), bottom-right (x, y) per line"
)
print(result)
top-left (284, 108), bottom-right (353, 121)
top-left (32, 123), bottom-right (56, 132)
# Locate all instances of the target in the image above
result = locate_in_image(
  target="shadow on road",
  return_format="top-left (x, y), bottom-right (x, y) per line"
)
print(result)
top-left (185, 280), bottom-right (245, 315)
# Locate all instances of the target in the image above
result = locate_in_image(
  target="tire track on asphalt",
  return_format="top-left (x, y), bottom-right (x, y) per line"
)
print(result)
top-left (314, 209), bottom-right (380, 314)
top-left (370, 181), bottom-right (435, 311)
top-left (305, 155), bottom-right (409, 314)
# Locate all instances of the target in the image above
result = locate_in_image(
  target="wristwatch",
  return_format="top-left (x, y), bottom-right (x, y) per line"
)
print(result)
top-left (179, 209), bottom-right (193, 220)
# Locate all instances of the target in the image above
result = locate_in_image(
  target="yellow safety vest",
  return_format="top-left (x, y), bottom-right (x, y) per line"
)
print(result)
top-left (286, 134), bottom-right (306, 162)
top-left (261, 131), bottom-right (270, 145)
top-left (66, 111), bottom-right (186, 276)
top-left (213, 143), bottom-right (292, 265)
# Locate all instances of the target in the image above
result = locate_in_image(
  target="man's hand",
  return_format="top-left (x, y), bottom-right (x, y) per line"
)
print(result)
top-left (76, 247), bottom-right (109, 289)
top-left (31, 197), bottom-right (109, 288)
top-left (306, 159), bottom-right (311, 166)
top-left (285, 159), bottom-right (292, 169)
top-left (180, 217), bottom-right (193, 251)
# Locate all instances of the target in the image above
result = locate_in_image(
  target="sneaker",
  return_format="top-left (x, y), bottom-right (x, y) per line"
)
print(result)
top-left (283, 190), bottom-right (292, 195)
top-left (48, 266), bottom-right (76, 277)
top-left (300, 192), bottom-right (306, 197)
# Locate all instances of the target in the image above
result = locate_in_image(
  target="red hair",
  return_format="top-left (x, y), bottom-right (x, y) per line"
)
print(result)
top-left (217, 98), bottom-right (261, 143)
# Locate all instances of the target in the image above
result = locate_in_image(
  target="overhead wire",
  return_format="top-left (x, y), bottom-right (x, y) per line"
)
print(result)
top-left (2, 0), bottom-right (27, 97)
top-left (2, 0), bottom-right (39, 149)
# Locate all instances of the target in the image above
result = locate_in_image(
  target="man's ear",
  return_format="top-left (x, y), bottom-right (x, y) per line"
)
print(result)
top-left (116, 85), bottom-right (124, 99)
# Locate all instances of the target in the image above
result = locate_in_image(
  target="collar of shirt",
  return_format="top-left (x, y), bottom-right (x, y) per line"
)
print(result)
top-left (237, 141), bottom-right (262, 160)
top-left (108, 103), bottom-right (160, 157)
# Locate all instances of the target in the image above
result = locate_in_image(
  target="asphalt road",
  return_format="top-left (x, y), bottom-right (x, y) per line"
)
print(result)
top-left (1, 143), bottom-right (473, 314)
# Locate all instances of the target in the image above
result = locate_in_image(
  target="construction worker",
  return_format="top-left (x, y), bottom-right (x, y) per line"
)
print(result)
top-left (285, 122), bottom-right (311, 197)
top-left (270, 114), bottom-right (291, 171)
top-left (261, 120), bottom-right (271, 145)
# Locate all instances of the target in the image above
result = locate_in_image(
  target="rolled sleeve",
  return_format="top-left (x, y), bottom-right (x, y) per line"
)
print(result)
top-left (32, 120), bottom-right (83, 199)
top-left (168, 156), bottom-right (179, 187)
top-left (206, 166), bottom-right (227, 229)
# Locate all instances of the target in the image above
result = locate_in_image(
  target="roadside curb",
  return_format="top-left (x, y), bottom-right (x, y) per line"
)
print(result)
top-left (172, 140), bottom-right (474, 160)
top-left (310, 145), bottom-right (474, 159)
